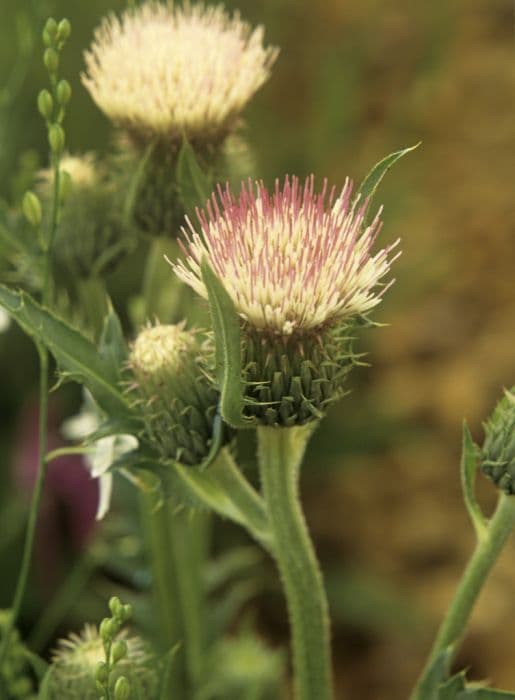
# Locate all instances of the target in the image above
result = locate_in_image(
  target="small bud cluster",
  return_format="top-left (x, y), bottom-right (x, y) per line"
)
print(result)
top-left (50, 597), bottom-right (157, 700)
top-left (22, 17), bottom-right (71, 246)
top-left (481, 388), bottom-right (515, 494)
top-left (95, 597), bottom-right (133, 700)
top-left (129, 324), bottom-right (222, 465)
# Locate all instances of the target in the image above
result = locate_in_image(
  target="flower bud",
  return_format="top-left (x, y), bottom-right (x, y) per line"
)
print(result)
top-left (112, 640), bottom-right (128, 664)
top-left (57, 18), bottom-right (71, 41)
top-left (37, 89), bottom-right (54, 120)
top-left (56, 79), bottom-right (72, 105)
top-left (48, 124), bottom-right (65, 153)
top-left (43, 18), bottom-right (58, 46)
top-left (481, 388), bottom-right (515, 493)
top-left (99, 618), bottom-right (116, 643)
top-left (43, 47), bottom-right (59, 74)
top-left (114, 675), bottom-right (131, 700)
top-left (95, 661), bottom-right (109, 685)
top-left (129, 324), bottom-right (221, 464)
top-left (108, 596), bottom-right (122, 619)
top-left (22, 191), bottom-right (42, 228)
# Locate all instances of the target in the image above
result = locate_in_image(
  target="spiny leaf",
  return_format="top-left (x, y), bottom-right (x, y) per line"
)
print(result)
top-left (461, 420), bottom-right (488, 541)
top-left (0, 285), bottom-right (130, 417)
top-left (438, 672), bottom-right (466, 700)
top-left (356, 142), bottom-right (420, 212)
top-left (201, 258), bottom-right (253, 429)
top-left (176, 138), bottom-right (211, 215)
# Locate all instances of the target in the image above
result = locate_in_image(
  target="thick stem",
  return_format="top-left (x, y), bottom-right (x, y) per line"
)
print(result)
top-left (140, 494), bottom-right (207, 698)
top-left (257, 425), bottom-right (333, 700)
top-left (410, 493), bottom-right (515, 700)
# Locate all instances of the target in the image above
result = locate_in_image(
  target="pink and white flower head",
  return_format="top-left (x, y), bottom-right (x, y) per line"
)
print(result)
top-left (173, 176), bottom-right (401, 336)
top-left (82, 2), bottom-right (278, 144)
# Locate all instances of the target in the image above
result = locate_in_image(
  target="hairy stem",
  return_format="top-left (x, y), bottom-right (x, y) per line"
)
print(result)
top-left (257, 425), bottom-right (333, 700)
top-left (410, 493), bottom-right (515, 700)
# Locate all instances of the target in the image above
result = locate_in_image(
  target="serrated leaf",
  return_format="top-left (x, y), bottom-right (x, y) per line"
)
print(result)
top-left (176, 138), bottom-right (211, 215)
top-left (201, 258), bottom-right (253, 429)
top-left (356, 142), bottom-right (420, 211)
top-left (0, 285), bottom-right (130, 417)
top-left (461, 421), bottom-right (488, 540)
top-left (415, 647), bottom-right (453, 700)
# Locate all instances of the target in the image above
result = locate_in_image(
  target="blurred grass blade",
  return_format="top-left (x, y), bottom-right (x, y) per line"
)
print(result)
top-left (461, 421), bottom-right (488, 541)
top-left (356, 142), bottom-right (420, 209)
top-left (0, 285), bottom-right (130, 417)
top-left (99, 300), bottom-right (128, 371)
top-left (201, 258), bottom-right (253, 429)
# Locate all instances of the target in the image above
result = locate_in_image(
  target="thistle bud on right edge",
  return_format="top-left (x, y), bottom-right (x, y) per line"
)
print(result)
top-left (129, 323), bottom-right (222, 465)
top-left (481, 388), bottom-right (515, 494)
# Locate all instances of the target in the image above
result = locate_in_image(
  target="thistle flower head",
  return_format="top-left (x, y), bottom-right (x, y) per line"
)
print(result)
top-left (50, 625), bottom-right (157, 700)
top-left (82, 2), bottom-right (277, 145)
top-left (129, 323), bottom-right (221, 464)
top-left (174, 176), bottom-right (400, 336)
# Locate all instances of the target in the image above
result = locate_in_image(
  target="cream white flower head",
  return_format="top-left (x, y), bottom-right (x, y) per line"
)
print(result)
top-left (82, 2), bottom-right (278, 144)
top-left (173, 176), bottom-right (401, 336)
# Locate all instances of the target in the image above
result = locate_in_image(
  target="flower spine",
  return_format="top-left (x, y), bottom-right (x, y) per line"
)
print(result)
top-left (82, 2), bottom-right (278, 146)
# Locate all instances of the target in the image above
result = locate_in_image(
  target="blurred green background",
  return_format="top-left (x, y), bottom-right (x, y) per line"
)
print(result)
top-left (1, 0), bottom-right (514, 698)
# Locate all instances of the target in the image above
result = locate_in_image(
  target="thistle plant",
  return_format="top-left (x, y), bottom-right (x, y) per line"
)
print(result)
top-left (171, 170), bottom-right (406, 699)
top-left (82, 2), bottom-right (277, 236)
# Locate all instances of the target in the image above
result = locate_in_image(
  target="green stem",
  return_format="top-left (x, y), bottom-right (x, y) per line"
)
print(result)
top-left (140, 494), bottom-right (207, 698)
top-left (0, 345), bottom-right (49, 668)
top-left (410, 493), bottom-right (515, 700)
top-left (257, 425), bottom-right (333, 700)
top-left (0, 124), bottom-right (62, 670)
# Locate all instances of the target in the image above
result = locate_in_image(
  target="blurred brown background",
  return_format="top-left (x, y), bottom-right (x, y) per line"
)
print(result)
top-left (1, 0), bottom-right (514, 697)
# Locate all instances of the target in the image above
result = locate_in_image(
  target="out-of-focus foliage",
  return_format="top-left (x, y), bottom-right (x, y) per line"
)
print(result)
top-left (0, 0), bottom-right (514, 698)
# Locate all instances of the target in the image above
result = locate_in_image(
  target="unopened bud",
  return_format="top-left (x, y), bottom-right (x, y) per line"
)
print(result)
top-left (112, 640), bottom-right (128, 664)
top-left (109, 596), bottom-right (122, 618)
top-left (482, 388), bottom-right (515, 493)
top-left (99, 618), bottom-right (115, 643)
top-left (56, 79), bottom-right (71, 105)
top-left (95, 661), bottom-right (109, 685)
top-left (129, 324), bottom-right (220, 465)
top-left (114, 676), bottom-right (131, 700)
top-left (43, 18), bottom-right (58, 46)
top-left (22, 191), bottom-right (42, 227)
top-left (48, 124), bottom-right (65, 153)
top-left (37, 89), bottom-right (53, 120)
top-left (57, 18), bottom-right (71, 41)
top-left (122, 604), bottom-right (132, 622)
top-left (43, 47), bottom-right (59, 74)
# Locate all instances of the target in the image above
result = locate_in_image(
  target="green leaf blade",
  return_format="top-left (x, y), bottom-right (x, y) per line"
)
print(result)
top-left (0, 285), bottom-right (130, 418)
top-left (356, 142), bottom-right (420, 209)
top-left (176, 138), bottom-right (212, 216)
top-left (200, 258), bottom-right (252, 429)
